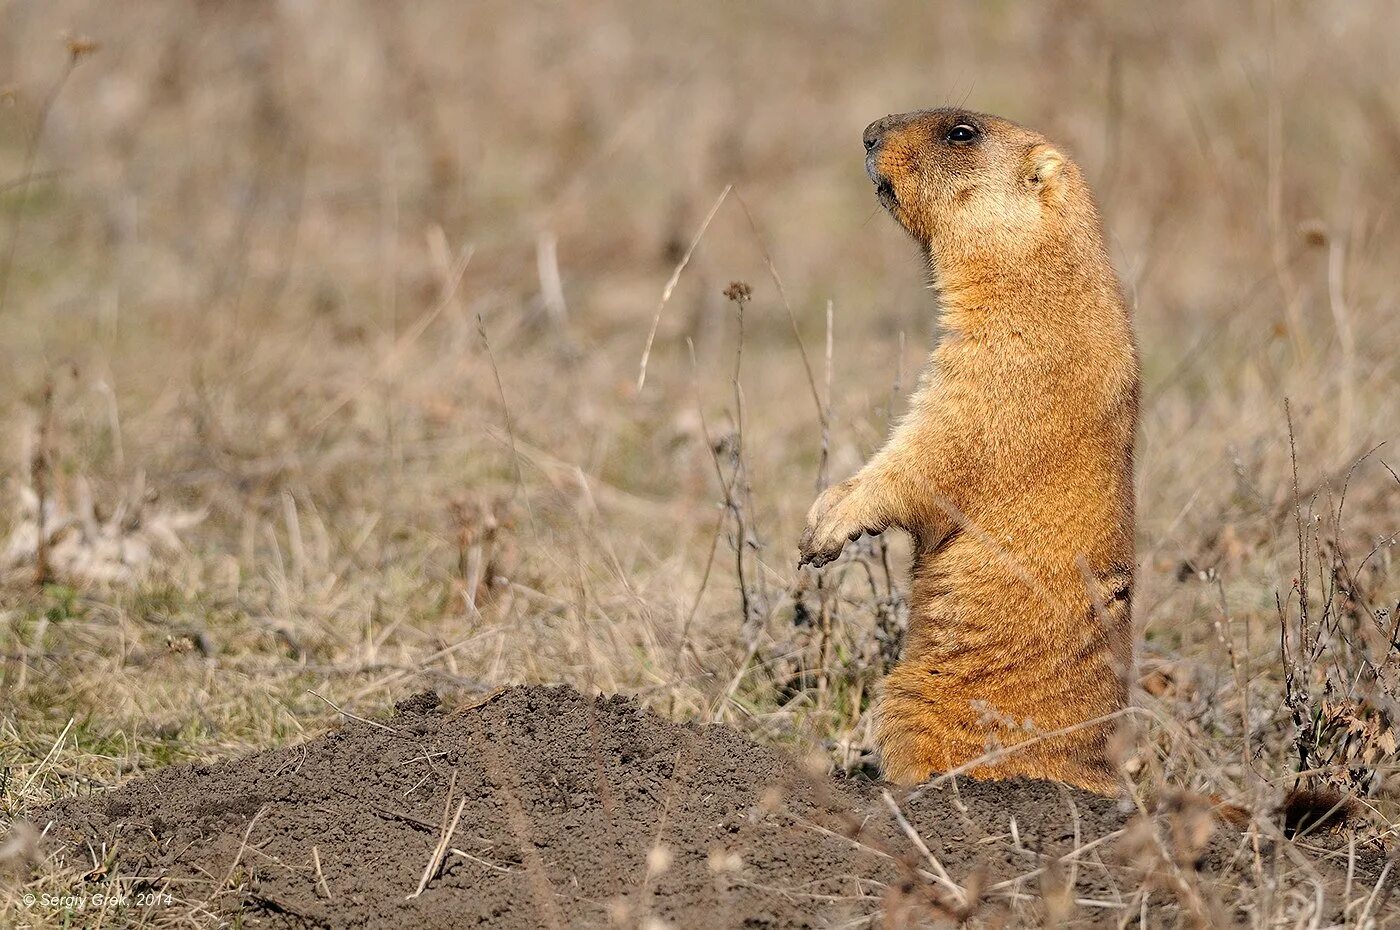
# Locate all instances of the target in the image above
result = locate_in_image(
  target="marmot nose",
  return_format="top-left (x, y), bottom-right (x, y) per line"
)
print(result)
top-left (863, 116), bottom-right (895, 152)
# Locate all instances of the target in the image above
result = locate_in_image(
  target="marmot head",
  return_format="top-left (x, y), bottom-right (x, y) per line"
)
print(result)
top-left (863, 108), bottom-right (1087, 267)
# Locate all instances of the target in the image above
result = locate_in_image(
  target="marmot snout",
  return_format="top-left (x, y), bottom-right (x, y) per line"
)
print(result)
top-left (801, 108), bottom-right (1139, 794)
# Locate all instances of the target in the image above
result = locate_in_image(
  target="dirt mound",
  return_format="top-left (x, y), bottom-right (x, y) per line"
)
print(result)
top-left (37, 686), bottom-right (1384, 928)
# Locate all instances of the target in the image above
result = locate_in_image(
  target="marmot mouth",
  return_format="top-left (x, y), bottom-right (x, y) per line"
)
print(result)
top-left (874, 176), bottom-right (897, 207)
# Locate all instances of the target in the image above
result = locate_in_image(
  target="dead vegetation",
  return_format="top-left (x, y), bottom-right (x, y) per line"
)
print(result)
top-left (0, 1), bottom-right (1398, 926)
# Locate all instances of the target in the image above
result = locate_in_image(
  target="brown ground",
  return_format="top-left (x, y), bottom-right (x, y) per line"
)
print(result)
top-left (36, 686), bottom-right (1391, 929)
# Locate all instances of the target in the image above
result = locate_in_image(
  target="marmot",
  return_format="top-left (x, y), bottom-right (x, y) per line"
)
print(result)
top-left (799, 109), bottom-right (1138, 794)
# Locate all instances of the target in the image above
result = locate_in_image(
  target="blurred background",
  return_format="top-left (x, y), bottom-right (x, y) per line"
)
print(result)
top-left (2, 0), bottom-right (1397, 820)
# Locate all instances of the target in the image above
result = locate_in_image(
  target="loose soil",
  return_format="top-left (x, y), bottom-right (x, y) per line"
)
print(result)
top-left (36, 686), bottom-right (1392, 928)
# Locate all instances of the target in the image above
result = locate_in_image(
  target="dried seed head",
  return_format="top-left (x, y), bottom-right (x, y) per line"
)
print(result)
top-left (722, 281), bottom-right (752, 303)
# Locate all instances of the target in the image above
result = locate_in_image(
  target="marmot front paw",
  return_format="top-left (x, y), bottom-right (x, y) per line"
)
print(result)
top-left (798, 479), bottom-right (883, 569)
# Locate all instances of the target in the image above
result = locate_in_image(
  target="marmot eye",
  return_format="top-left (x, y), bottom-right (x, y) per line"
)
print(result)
top-left (946, 124), bottom-right (979, 144)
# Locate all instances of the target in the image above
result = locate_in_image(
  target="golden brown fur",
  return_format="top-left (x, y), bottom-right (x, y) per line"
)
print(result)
top-left (798, 109), bottom-right (1139, 794)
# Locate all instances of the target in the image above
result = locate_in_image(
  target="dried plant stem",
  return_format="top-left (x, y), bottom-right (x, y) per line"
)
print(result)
top-left (881, 790), bottom-right (967, 907)
top-left (1265, 3), bottom-right (1308, 362)
top-left (478, 313), bottom-right (525, 497)
top-left (1327, 236), bottom-right (1356, 454)
top-left (637, 184), bottom-right (731, 392)
top-left (409, 771), bottom-right (465, 899)
top-left (312, 845), bottom-right (333, 900)
top-left (729, 292), bottom-right (755, 635)
top-left (816, 584), bottom-right (833, 705)
top-left (813, 301), bottom-right (836, 704)
top-left (734, 193), bottom-right (828, 477)
top-left (0, 48), bottom-right (87, 315)
top-left (819, 298), bottom-right (834, 492)
top-left (677, 338), bottom-right (730, 671)
top-left (32, 374), bottom-right (56, 587)
top-left (1282, 399), bottom-right (1314, 774)
top-left (306, 689), bottom-right (403, 735)
top-left (205, 804), bottom-right (268, 907)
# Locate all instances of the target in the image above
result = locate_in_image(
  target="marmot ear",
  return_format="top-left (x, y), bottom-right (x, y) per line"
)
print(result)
top-left (1024, 144), bottom-right (1065, 194)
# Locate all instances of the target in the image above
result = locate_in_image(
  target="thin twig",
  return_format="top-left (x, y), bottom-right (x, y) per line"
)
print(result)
top-left (312, 846), bottom-right (333, 900)
top-left (818, 298), bottom-right (834, 493)
top-left (409, 771), bottom-right (465, 899)
top-left (1355, 856), bottom-right (1396, 926)
top-left (677, 338), bottom-right (730, 669)
top-left (306, 688), bottom-right (402, 735)
top-left (637, 184), bottom-right (731, 391)
top-left (19, 718), bottom-right (74, 797)
top-left (0, 46), bottom-right (91, 315)
top-left (216, 805), bottom-right (268, 898)
top-left (31, 373), bottom-right (56, 587)
top-left (478, 312), bottom-right (525, 496)
top-left (881, 790), bottom-right (966, 907)
top-left (733, 192), bottom-right (828, 451)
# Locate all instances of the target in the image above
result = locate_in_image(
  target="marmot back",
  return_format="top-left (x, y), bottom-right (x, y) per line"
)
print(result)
top-left (799, 109), bottom-right (1139, 793)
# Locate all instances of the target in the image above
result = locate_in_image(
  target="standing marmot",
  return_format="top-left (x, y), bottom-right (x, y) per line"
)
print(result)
top-left (799, 109), bottom-right (1138, 794)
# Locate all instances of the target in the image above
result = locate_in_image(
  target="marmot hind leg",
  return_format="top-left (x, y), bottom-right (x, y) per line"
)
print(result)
top-left (874, 661), bottom-right (971, 786)
top-left (875, 660), bottom-right (1122, 794)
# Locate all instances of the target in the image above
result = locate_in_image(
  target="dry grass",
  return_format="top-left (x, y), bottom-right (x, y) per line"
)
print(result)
top-left (0, 1), bottom-right (1397, 926)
